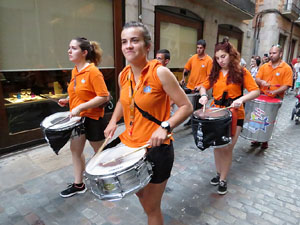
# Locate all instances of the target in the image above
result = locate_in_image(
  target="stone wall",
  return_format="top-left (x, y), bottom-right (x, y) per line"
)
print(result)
top-left (125, 0), bottom-right (253, 66)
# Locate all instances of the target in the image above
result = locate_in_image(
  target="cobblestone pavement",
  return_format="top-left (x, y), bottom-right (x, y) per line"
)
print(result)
top-left (1, 92), bottom-right (300, 225)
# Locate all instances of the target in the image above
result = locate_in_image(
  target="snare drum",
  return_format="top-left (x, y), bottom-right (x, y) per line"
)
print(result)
top-left (241, 95), bottom-right (282, 142)
top-left (171, 93), bottom-right (199, 115)
top-left (40, 111), bottom-right (83, 154)
top-left (84, 143), bottom-right (153, 201)
top-left (192, 108), bottom-right (232, 150)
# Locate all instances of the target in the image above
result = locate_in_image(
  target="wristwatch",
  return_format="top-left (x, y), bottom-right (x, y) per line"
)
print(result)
top-left (161, 121), bottom-right (171, 132)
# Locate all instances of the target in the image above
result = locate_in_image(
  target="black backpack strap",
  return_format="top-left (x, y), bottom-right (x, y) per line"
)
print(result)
top-left (134, 102), bottom-right (162, 126)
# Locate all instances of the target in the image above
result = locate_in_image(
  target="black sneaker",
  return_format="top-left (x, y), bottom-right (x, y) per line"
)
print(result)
top-left (210, 174), bottom-right (220, 186)
top-left (218, 180), bottom-right (227, 195)
top-left (60, 183), bottom-right (87, 198)
top-left (251, 141), bottom-right (261, 147)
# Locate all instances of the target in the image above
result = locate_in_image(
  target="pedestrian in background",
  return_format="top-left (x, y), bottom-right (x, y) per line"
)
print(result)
top-left (250, 57), bottom-right (261, 78)
top-left (58, 37), bottom-right (110, 198)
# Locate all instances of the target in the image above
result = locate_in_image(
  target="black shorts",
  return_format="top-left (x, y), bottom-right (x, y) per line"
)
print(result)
top-left (237, 119), bottom-right (244, 127)
top-left (82, 117), bottom-right (107, 142)
top-left (103, 138), bottom-right (174, 184)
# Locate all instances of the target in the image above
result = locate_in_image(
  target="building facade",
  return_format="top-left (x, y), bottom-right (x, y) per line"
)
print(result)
top-left (0, 0), bottom-right (255, 153)
top-left (253, 0), bottom-right (300, 62)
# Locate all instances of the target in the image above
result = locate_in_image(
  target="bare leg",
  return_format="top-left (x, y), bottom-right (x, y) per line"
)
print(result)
top-left (215, 126), bottom-right (242, 181)
top-left (136, 181), bottom-right (168, 225)
top-left (89, 140), bottom-right (104, 153)
top-left (70, 134), bottom-right (86, 183)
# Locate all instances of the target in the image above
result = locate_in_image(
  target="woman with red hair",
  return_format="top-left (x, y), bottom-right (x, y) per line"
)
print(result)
top-left (198, 41), bottom-right (260, 194)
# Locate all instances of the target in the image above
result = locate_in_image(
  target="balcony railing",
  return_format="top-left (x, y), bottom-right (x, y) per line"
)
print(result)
top-left (282, 2), bottom-right (300, 20)
top-left (224, 0), bottom-right (255, 17)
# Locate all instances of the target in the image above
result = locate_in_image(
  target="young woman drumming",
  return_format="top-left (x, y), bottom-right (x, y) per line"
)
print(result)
top-left (104, 22), bottom-right (193, 225)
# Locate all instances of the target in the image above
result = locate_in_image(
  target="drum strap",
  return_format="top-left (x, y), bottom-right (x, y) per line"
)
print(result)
top-left (128, 71), bottom-right (162, 127)
top-left (134, 102), bottom-right (162, 126)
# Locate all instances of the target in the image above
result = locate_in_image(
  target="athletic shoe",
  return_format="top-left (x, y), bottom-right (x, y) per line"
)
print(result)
top-left (60, 183), bottom-right (87, 198)
top-left (210, 174), bottom-right (220, 186)
top-left (251, 141), bottom-right (261, 147)
top-left (261, 142), bottom-right (268, 150)
top-left (218, 180), bottom-right (227, 195)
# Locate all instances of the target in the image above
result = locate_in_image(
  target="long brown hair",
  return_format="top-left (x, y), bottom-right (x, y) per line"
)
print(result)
top-left (209, 41), bottom-right (244, 87)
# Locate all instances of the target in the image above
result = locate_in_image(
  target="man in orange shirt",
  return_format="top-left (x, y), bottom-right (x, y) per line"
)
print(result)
top-left (253, 44), bottom-right (293, 149)
top-left (181, 40), bottom-right (213, 125)
top-left (181, 39), bottom-right (213, 91)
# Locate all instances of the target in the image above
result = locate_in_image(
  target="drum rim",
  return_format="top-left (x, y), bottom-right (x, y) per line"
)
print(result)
top-left (85, 144), bottom-right (147, 176)
top-left (40, 112), bottom-right (82, 131)
top-left (193, 108), bottom-right (232, 120)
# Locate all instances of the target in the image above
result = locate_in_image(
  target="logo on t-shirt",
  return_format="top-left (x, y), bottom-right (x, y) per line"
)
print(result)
top-left (276, 72), bottom-right (280, 76)
top-left (81, 79), bottom-right (86, 83)
top-left (202, 65), bottom-right (205, 68)
top-left (143, 85), bottom-right (152, 93)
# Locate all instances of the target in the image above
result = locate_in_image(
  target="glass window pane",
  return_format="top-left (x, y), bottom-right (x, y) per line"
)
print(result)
top-left (160, 22), bottom-right (198, 68)
top-left (0, 0), bottom-right (114, 71)
top-left (219, 34), bottom-right (238, 50)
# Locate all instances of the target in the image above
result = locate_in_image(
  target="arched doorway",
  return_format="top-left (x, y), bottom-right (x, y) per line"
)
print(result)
top-left (217, 24), bottom-right (243, 53)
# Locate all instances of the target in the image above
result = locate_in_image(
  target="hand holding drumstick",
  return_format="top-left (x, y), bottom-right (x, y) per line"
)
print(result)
top-left (102, 134), bottom-right (172, 166)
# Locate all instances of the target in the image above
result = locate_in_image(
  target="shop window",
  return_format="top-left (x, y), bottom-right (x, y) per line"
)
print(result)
top-left (0, 0), bottom-right (114, 134)
top-left (155, 6), bottom-right (203, 73)
top-left (217, 24), bottom-right (243, 53)
top-left (0, 0), bottom-right (114, 70)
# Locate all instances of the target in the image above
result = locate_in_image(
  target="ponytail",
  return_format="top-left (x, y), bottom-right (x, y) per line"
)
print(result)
top-left (90, 41), bottom-right (102, 66)
top-left (73, 37), bottom-right (103, 66)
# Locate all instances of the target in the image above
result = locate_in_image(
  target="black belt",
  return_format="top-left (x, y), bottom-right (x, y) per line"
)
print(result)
top-left (214, 96), bottom-right (241, 107)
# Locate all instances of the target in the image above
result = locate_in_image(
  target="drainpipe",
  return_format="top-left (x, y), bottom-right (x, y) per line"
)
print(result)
top-left (287, 21), bottom-right (295, 63)
top-left (253, 9), bottom-right (281, 56)
top-left (138, 0), bottom-right (142, 22)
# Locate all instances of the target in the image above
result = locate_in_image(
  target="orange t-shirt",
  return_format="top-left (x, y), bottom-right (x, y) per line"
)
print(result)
top-left (202, 68), bottom-right (259, 119)
top-left (256, 61), bottom-right (293, 98)
top-left (119, 60), bottom-right (172, 147)
top-left (68, 63), bottom-right (109, 120)
top-left (184, 54), bottom-right (213, 90)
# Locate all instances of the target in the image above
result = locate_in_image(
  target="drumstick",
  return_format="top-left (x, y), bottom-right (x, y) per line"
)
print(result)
top-left (102, 134), bottom-right (172, 166)
top-left (203, 104), bottom-right (206, 113)
top-left (88, 137), bottom-right (111, 169)
top-left (38, 94), bottom-right (59, 103)
top-left (209, 106), bottom-right (233, 113)
top-left (47, 116), bottom-right (70, 129)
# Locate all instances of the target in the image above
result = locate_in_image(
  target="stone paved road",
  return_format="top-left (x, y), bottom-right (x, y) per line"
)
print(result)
top-left (0, 92), bottom-right (300, 225)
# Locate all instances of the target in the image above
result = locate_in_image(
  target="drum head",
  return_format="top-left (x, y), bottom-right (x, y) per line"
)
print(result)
top-left (255, 95), bottom-right (282, 104)
top-left (86, 143), bottom-right (146, 176)
top-left (41, 112), bottom-right (81, 131)
top-left (193, 108), bottom-right (230, 120)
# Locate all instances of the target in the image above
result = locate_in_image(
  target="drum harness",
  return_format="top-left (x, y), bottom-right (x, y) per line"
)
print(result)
top-left (213, 71), bottom-right (244, 108)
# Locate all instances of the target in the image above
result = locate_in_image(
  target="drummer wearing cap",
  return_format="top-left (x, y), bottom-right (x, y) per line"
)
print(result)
top-left (198, 41), bottom-right (259, 195)
top-left (253, 44), bottom-right (293, 149)
top-left (58, 37), bottom-right (110, 198)
top-left (104, 21), bottom-right (192, 225)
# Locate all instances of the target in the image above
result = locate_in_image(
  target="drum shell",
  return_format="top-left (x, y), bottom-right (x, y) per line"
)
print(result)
top-left (172, 93), bottom-right (199, 115)
top-left (84, 151), bottom-right (153, 201)
top-left (192, 110), bottom-right (232, 150)
top-left (241, 96), bottom-right (282, 142)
